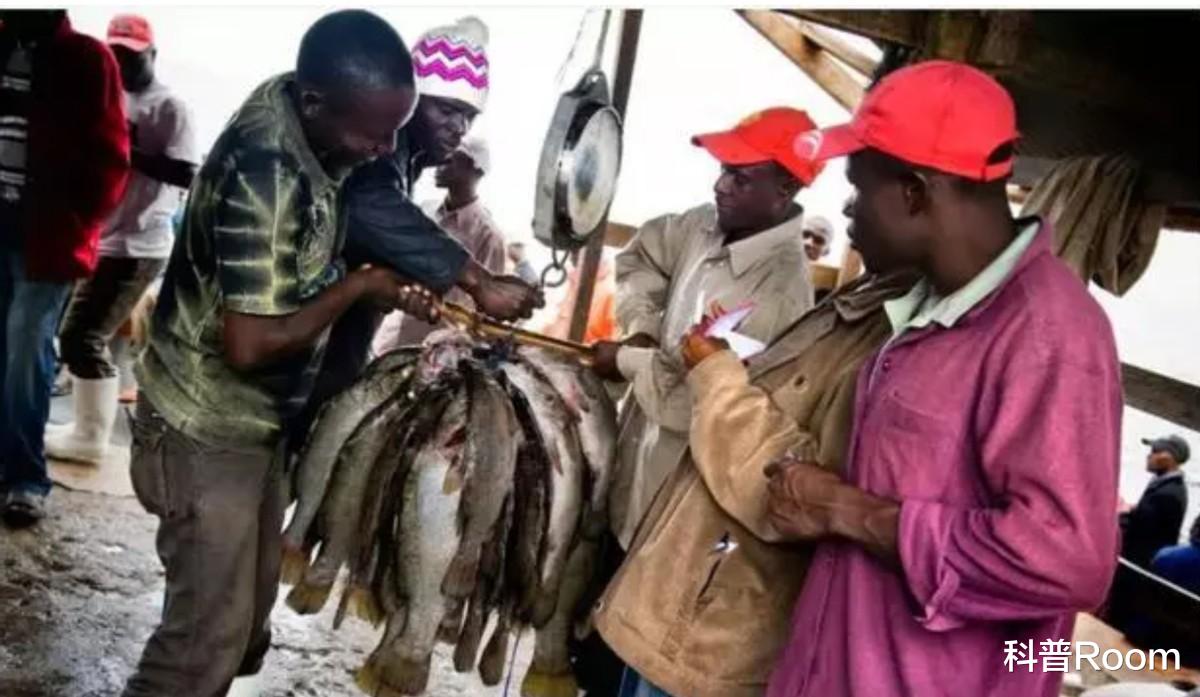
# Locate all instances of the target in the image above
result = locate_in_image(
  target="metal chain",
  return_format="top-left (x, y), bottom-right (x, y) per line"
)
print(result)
top-left (539, 244), bottom-right (571, 289)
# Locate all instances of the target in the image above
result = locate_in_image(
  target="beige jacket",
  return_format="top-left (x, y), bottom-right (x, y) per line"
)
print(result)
top-left (594, 272), bottom-right (915, 697)
top-left (609, 203), bottom-right (814, 548)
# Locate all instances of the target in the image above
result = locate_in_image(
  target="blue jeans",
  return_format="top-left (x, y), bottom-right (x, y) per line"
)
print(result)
top-left (0, 245), bottom-right (72, 497)
top-left (619, 669), bottom-right (673, 697)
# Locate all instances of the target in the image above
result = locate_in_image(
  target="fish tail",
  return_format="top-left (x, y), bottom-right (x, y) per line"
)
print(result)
top-left (363, 652), bottom-right (432, 696)
top-left (278, 544), bottom-right (310, 587)
top-left (452, 603), bottom-right (485, 673)
top-left (437, 598), bottom-right (465, 644)
top-left (348, 584), bottom-right (386, 626)
top-left (519, 668), bottom-right (579, 697)
top-left (478, 619), bottom-right (511, 686)
top-left (285, 580), bottom-right (332, 615)
top-left (441, 548), bottom-right (480, 598)
top-left (530, 591), bottom-right (558, 629)
top-left (354, 657), bottom-right (383, 696)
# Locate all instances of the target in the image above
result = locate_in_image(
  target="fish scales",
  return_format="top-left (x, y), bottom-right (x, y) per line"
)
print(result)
top-left (281, 353), bottom-right (418, 578)
top-left (441, 361), bottom-right (521, 599)
top-left (497, 360), bottom-right (586, 628)
top-left (518, 347), bottom-right (618, 538)
top-left (354, 402), bottom-right (466, 696)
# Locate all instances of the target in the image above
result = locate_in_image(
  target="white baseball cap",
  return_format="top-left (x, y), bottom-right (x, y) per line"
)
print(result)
top-left (457, 136), bottom-right (491, 175)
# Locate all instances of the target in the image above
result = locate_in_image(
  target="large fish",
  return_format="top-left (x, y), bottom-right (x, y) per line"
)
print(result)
top-left (521, 536), bottom-right (598, 697)
top-left (343, 382), bottom-right (463, 627)
top-left (441, 362), bottom-right (522, 599)
top-left (498, 360), bottom-right (586, 627)
top-left (354, 398), bottom-right (468, 696)
top-left (501, 380), bottom-right (551, 625)
top-left (519, 347), bottom-right (617, 537)
top-left (281, 348), bottom-right (418, 581)
top-left (286, 386), bottom-right (418, 614)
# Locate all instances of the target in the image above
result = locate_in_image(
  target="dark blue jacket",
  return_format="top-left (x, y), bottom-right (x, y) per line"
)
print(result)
top-left (296, 133), bottom-right (470, 437)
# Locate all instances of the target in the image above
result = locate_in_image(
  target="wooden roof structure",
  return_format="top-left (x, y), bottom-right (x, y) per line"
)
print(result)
top-left (564, 8), bottom-right (1200, 658)
top-left (573, 9), bottom-right (1199, 438)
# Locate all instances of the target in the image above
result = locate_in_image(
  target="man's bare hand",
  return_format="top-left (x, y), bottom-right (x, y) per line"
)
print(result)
top-left (764, 456), bottom-right (843, 542)
top-left (352, 265), bottom-right (407, 308)
top-left (352, 266), bottom-right (440, 323)
top-left (591, 340), bottom-right (624, 382)
top-left (396, 284), bottom-right (440, 324)
top-left (680, 325), bottom-right (730, 369)
top-left (472, 274), bottom-right (544, 321)
top-left (623, 333), bottom-right (658, 349)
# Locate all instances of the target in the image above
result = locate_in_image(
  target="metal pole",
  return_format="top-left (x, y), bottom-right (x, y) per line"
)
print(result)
top-left (567, 9), bottom-right (643, 343)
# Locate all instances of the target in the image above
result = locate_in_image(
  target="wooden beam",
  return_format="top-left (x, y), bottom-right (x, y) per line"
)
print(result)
top-left (738, 10), bottom-right (864, 112)
top-left (603, 221), bottom-right (637, 248)
top-left (784, 10), bottom-right (926, 47)
top-left (810, 263), bottom-right (839, 291)
top-left (794, 19), bottom-right (879, 77)
top-left (568, 10), bottom-right (642, 343)
top-left (1122, 362), bottom-right (1200, 433)
top-left (1165, 207), bottom-right (1200, 233)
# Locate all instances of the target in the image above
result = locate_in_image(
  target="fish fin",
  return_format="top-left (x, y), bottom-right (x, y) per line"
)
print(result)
top-left (333, 583), bottom-right (351, 630)
top-left (453, 598), bottom-right (486, 673)
top-left (285, 580), bottom-right (333, 615)
top-left (366, 653), bottom-right (432, 697)
top-left (441, 548), bottom-right (480, 598)
top-left (478, 618), bottom-right (511, 686)
top-left (348, 584), bottom-right (387, 627)
top-left (530, 591), bottom-right (558, 629)
top-left (278, 544), bottom-right (310, 587)
top-left (519, 668), bottom-right (579, 697)
top-left (437, 598), bottom-right (465, 644)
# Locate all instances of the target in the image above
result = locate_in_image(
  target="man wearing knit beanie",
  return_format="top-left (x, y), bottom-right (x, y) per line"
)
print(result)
top-left (301, 15), bottom-right (542, 436)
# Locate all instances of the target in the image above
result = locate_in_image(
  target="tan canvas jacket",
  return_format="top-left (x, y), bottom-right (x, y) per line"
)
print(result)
top-left (594, 272), bottom-right (915, 697)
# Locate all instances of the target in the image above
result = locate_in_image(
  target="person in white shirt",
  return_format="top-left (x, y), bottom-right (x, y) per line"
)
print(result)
top-left (46, 14), bottom-right (197, 465)
top-left (591, 107), bottom-right (827, 551)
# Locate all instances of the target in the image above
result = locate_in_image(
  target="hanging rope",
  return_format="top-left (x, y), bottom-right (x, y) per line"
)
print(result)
top-left (501, 630), bottom-right (524, 697)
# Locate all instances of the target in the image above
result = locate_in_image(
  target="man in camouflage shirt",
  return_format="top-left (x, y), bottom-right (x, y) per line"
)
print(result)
top-left (124, 11), bottom-right (432, 696)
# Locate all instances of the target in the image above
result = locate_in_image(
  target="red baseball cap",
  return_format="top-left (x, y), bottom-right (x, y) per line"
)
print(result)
top-left (692, 107), bottom-right (825, 186)
top-left (107, 14), bottom-right (154, 53)
top-left (793, 60), bottom-right (1018, 182)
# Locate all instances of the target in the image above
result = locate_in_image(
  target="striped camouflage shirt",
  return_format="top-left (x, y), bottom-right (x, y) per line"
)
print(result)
top-left (137, 73), bottom-right (347, 448)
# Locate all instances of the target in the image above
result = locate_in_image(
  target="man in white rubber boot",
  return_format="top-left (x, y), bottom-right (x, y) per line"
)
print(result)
top-left (46, 14), bottom-right (196, 465)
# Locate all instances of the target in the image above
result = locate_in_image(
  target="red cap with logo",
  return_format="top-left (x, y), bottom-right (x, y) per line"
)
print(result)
top-left (793, 60), bottom-right (1018, 182)
top-left (692, 107), bottom-right (825, 186)
top-left (107, 14), bottom-right (154, 53)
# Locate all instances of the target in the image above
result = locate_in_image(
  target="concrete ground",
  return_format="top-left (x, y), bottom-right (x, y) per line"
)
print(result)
top-left (0, 393), bottom-right (532, 697)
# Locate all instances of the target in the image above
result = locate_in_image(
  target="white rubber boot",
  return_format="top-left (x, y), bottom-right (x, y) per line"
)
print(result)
top-left (226, 675), bottom-right (261, 697)
top-left (44, 374), bottom-right (119, 466)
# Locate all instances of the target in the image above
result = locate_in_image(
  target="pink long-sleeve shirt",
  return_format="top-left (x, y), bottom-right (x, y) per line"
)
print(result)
top-left (767, 221), bottom-right (1123, 697)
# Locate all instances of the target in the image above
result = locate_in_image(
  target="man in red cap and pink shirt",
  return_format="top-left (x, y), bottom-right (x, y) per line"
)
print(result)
top-left (761, 60), bottom-right (1122, 697)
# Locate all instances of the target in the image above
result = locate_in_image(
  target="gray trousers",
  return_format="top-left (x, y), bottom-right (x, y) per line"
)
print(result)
top-left (123, 396), bottom-right (285, 697)
top-left (58, 255), bottom-right (165, 379)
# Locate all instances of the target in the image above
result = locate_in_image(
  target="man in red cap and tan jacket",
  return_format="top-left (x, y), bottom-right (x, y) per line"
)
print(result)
top-left (567, 108), bottom-right (824, 697)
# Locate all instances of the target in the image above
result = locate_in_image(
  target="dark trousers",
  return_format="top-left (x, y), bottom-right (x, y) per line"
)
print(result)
top-left (570, 532), bottom-right (629, 697)
top-left (0, 244), bottom-right (72, 496)
top-left (59, 255), bottom-right (165, 379)
top-left (123, 397), bottom-right (285, 697)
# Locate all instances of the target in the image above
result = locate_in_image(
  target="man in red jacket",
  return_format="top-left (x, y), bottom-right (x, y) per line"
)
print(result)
top-left (0, 10), bottom-right (130, 527)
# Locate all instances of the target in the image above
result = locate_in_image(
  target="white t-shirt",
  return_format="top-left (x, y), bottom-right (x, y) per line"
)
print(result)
top-left (99, 81), bottom-right (197, 259)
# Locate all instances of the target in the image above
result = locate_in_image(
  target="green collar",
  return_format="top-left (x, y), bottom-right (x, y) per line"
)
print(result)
top-left (885, 220), bottom-right (1038, 337)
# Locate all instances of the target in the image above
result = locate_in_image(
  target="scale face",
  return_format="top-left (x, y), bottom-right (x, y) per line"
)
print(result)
top-left (563, 105), bottom-right (622, 240)
top-left (533, 69), bottom-right (624, 251)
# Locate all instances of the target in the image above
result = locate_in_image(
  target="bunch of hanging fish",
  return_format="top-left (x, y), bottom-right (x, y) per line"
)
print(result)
top-left (279, 329), bottom-right (617, 697)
